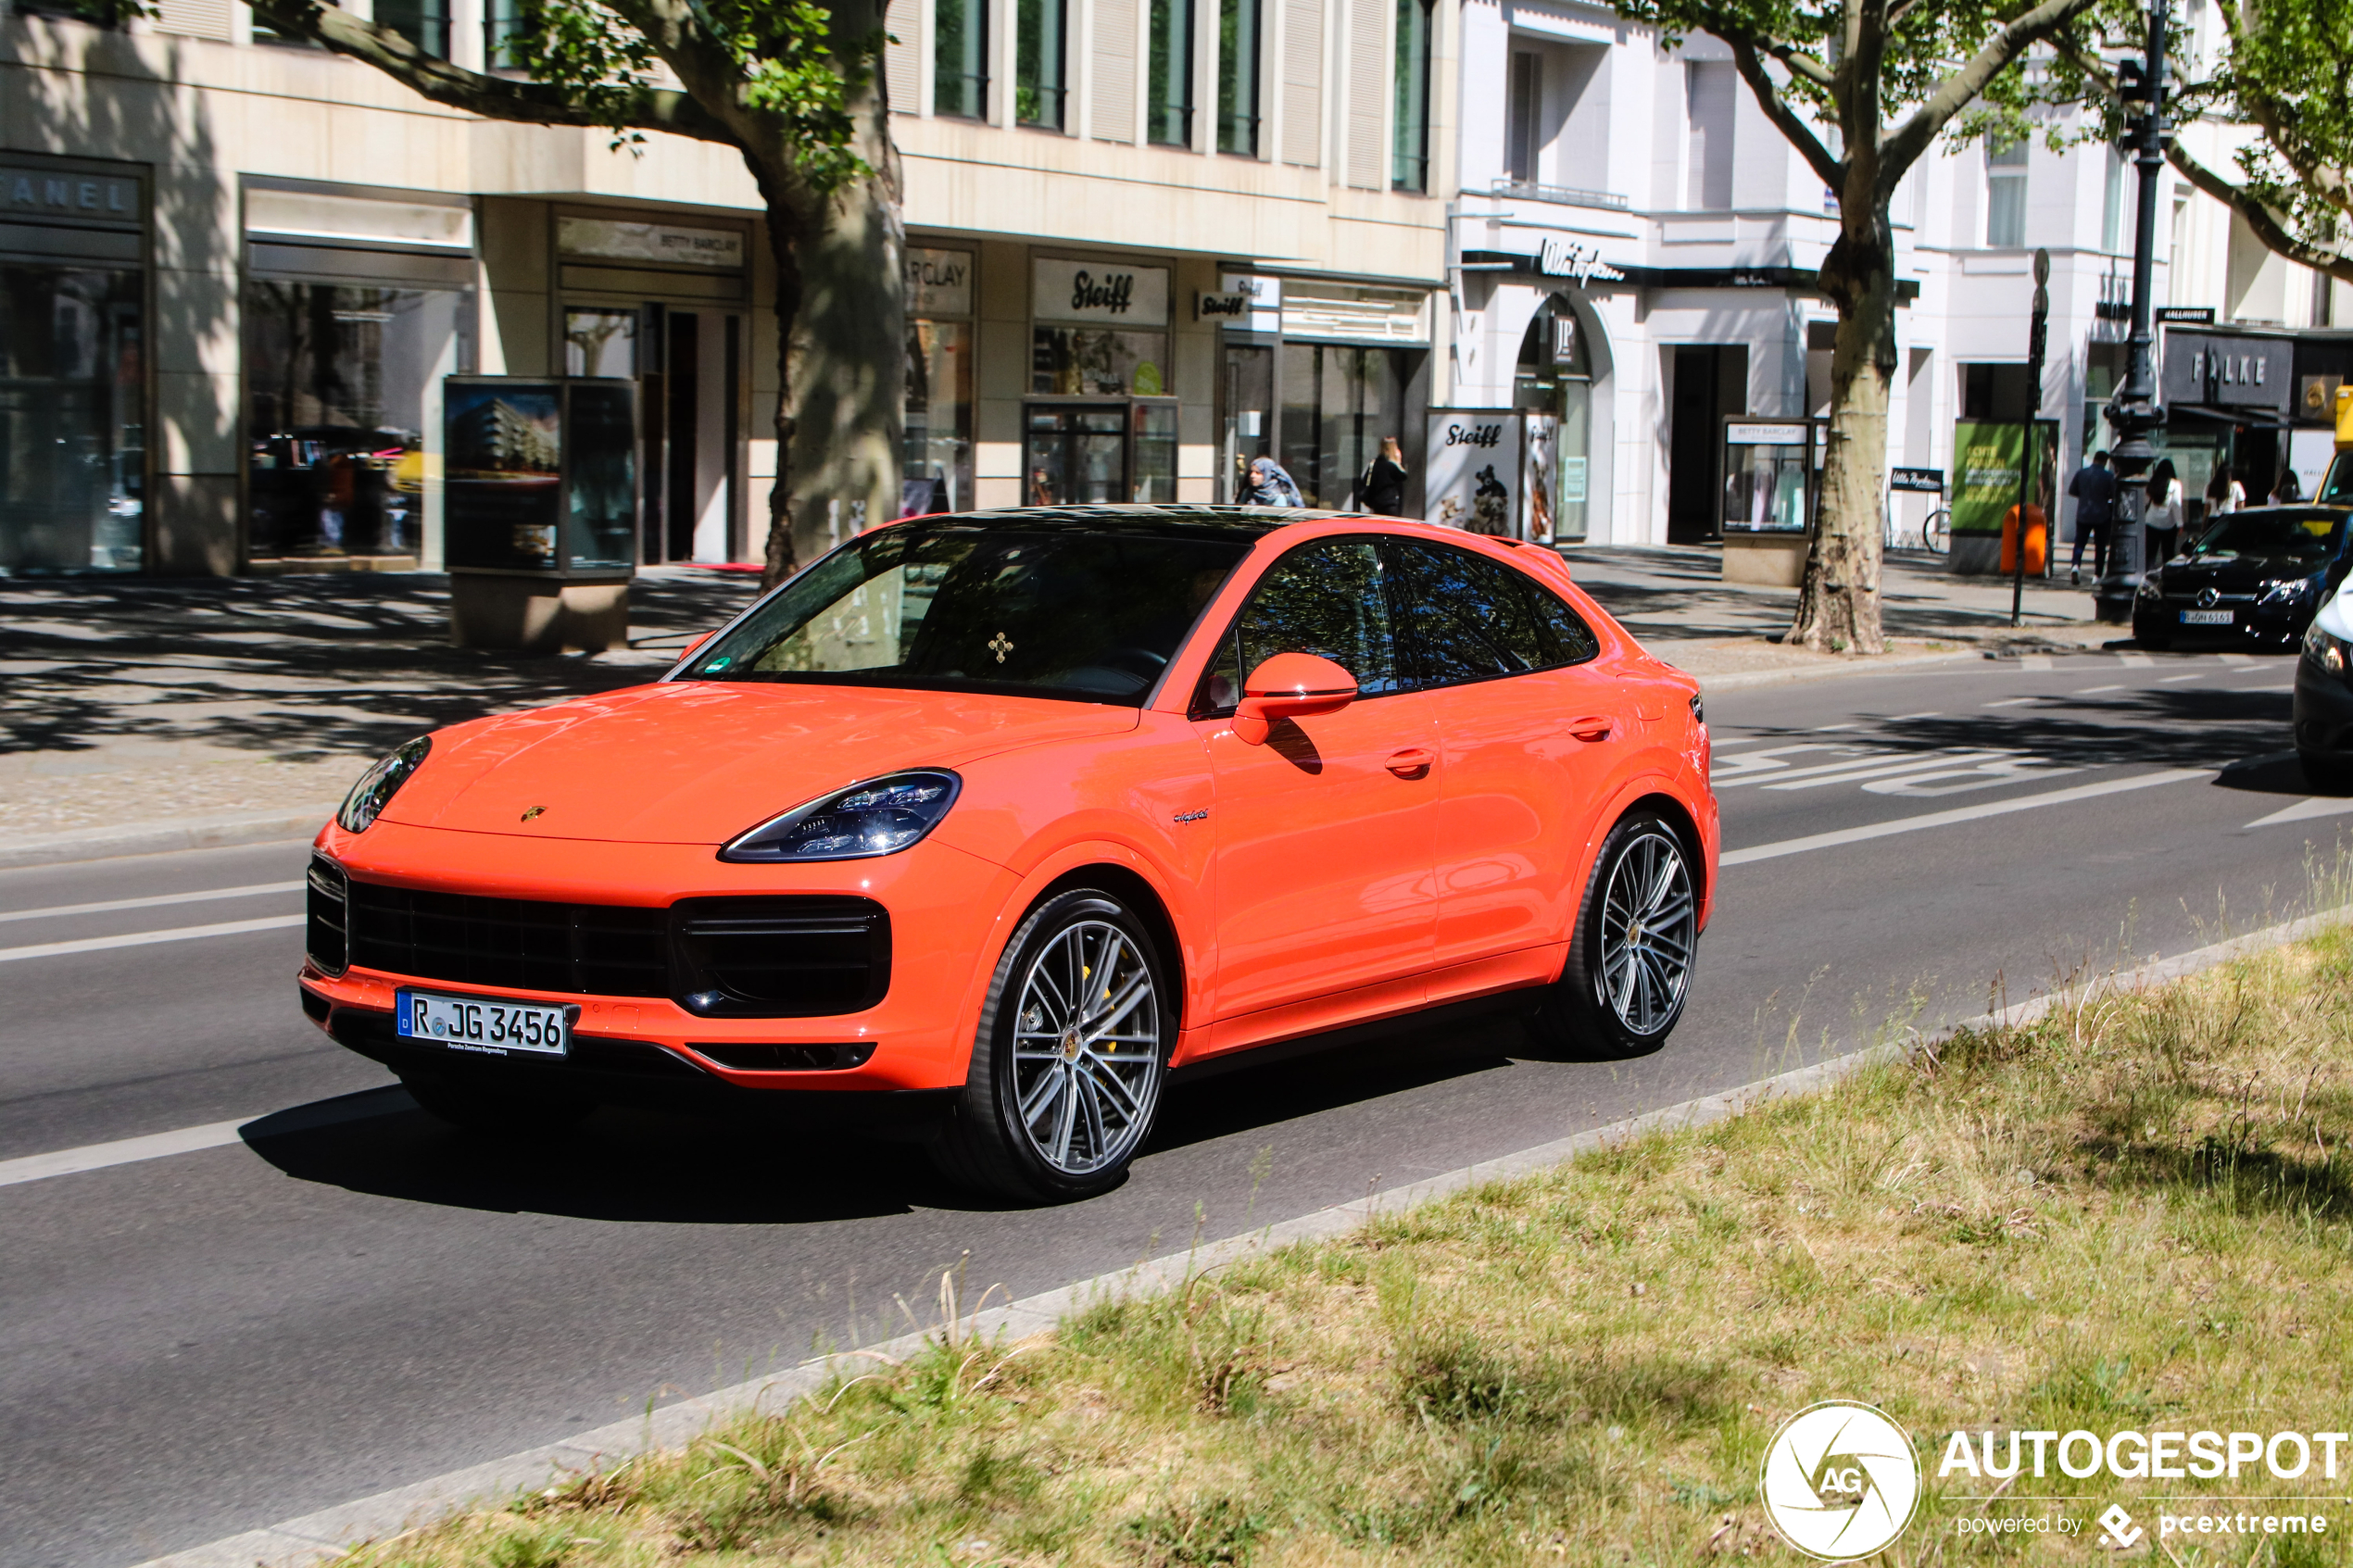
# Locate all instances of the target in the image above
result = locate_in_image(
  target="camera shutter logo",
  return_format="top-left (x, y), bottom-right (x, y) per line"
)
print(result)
top-left (1758, 1401), bottom-right (1922, 1560)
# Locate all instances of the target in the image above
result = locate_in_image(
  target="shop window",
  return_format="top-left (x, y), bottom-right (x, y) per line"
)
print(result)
top-left (0, 265), bottom-right (144, 573)
top-left (1032, 327), bottom-right (1169, 396)
top-left (1391, 0), bottom-right (1433, 191)
top-left (1277, 342), bottom-right (1422, 509)
top-left (936, 0), bottom-right (990, 119)
top-left (1134, 403), bottom-right (1178, 501)
top-left (1217, 0), bottom-right (1260, 156)
top-left (245, 281), bottom-right (468, 560)
top-left (564, 309), bottom-right (637, 378)
top-left (14, 0), bottom-right (133, 27)
top-left (376, 0), bottom-right (449, 58)
top-left (1017, 0), bottom-right (1068, 129)
top-left (1516, 298), bottom-right (1592, 539)
top-left (1150, 0), bottom-right (1195, 146)
top-left (1984, 134), bottom-right (2028, 247)
top-left (906, 320), bottom-right (975, 513)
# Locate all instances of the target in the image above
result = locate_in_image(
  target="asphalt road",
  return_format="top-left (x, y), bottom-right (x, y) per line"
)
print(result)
top-left (5, 646), bottom-right (2347, 1567)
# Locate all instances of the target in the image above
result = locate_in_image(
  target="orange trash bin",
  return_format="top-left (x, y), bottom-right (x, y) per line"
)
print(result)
top-left (2001, 503), bottom-right (2049, 576)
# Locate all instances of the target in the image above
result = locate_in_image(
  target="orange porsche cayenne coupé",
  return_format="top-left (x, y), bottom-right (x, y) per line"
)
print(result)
top-left (301, 507), bottom-right (1717, 1200)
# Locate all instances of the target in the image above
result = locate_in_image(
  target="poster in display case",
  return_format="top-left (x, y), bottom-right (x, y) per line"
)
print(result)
top-left (442, 377), bottom-right (636, 578)
top-left (1424, 410), bottom-right (1523, 537)
top-left (1721, 420), bottom-right (1814, 533)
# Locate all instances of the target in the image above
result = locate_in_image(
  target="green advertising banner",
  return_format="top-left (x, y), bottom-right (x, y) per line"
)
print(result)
top-left (1951, 420), bottom-right (2060, 535)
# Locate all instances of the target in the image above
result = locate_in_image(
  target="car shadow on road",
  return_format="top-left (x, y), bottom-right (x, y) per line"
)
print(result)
top-left (240, 1011), bottom-right (1641, 1219)
top-left (240, 1086), bottom-right (944, 1223)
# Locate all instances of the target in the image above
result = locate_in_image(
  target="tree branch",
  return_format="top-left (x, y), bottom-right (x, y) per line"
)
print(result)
top-left (1727, 38), bottom-right (1843, 189)
top-left (1877, 0), bottom-right (2100, 194)
top-left (243, 0), bottom-right (741, 146)
top-left (1758, 36), bottom-right (1838, 92)
top-left (2168, 135), bottom-right (2353, 284)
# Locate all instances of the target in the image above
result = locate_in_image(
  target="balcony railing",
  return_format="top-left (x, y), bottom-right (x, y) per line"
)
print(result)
top-left (1489, 179), bottom-right (1629, 212)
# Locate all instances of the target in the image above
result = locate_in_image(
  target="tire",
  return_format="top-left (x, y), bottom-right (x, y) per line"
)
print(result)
top-left (1529, 812), bottom-right (1700, 1057)
top-left (401, 1073), bottom-right (592, 1138)
top-left (1921, 509), bottom-right (1950, 555)
top-left (930, 888), bottom-right (1174, 1203)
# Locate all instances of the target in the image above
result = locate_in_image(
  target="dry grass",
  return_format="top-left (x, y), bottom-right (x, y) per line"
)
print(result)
top-left (346, 928), bottom-right (2353, 1567)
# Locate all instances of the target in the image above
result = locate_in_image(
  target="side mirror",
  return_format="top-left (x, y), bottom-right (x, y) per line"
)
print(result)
top-left (681, 632), bottom-right (717, 659)
top-left (1233, 652), bottom-right (1357, 745)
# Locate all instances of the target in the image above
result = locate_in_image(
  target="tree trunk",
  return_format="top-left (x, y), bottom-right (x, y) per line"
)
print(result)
top-left (757, 23), bottom-right (906, 591)
top-left (1787, 222), bottom-right (1898, 655)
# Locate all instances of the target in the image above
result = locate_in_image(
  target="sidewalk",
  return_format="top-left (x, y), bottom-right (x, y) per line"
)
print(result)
top-left (0, 569), bottom-right (762, 862)
top-left (0, 546), bottom-right (2109, 867)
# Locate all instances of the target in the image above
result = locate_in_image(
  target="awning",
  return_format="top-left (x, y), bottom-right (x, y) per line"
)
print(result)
top-left (2167, 402), bottom-right (2294, 429)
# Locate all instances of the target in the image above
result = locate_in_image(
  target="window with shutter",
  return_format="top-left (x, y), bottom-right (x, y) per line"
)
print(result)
top-left (1279, 0), bottom-right (1322, 167)
top-left (884, 0), bottom-right (922, 114)
top-left (1684, 59), bottom-right (1734, 209)
top-left (1345, 0), bottom-right (1385, 189)
top-left (1094, 0), bottom-right (1139, 143)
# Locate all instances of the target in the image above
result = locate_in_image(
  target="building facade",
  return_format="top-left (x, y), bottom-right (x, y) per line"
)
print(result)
top-left (7, 0), bottom-right (2349, 581)
top-left (0, 0), bottom-right (1455, 576)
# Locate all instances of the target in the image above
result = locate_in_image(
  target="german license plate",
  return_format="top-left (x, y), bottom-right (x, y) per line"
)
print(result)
top-left (395, 988), bottom-right (572, 1056)
top-left (2180, 608), bottom-right (2233, 625)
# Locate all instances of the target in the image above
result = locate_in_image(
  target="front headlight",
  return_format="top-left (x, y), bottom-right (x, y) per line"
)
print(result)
top-left (2305, 622), bottom-right (2348, 675)
top-left (2136, 574), bottom-right (2163, 601)
top-left (720, 771), bottom-right (963, 863)
top-left (2260, 575), bottom-right (2322, 608)
top-left (337, 736), bottom-right (431, 833)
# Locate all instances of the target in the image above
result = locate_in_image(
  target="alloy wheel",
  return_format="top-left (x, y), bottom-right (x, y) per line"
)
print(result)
top-left (1008, 919), bottom-right (1163, 1177)
top-left (1597, 829), bottom-right (1696, 1034)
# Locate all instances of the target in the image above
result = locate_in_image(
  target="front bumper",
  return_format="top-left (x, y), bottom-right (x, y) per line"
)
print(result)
top-left (2295, 657), bottom-right (2353, 759)
top-left (299, 819), bottom-right (1021, 1095)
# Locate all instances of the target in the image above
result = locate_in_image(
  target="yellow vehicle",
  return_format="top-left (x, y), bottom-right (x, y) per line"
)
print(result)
top-left (2322, 384), bottom-right (2353, 505)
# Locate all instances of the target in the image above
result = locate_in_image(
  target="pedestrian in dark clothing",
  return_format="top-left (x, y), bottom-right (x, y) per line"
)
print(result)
top-left (1360, 435), bottom-right (1409, 516)
top-left (2067, 448), bottom-right (2118, 586)
top-left (2273, 468), bottom-right (2304, 504)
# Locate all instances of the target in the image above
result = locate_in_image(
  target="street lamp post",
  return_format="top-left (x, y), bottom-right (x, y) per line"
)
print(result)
top-left (2095, 3), bottom-right (2170, 625)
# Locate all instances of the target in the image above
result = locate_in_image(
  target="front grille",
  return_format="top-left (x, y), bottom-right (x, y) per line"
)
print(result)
top-left (332, 880), bottom-right (890, 1017)
top-left (673, 896), bottom-right (891, 1018)
top-left (307, 858), bottom-right (348, 974)
top-left (346, 881), bottom-right (670, 997)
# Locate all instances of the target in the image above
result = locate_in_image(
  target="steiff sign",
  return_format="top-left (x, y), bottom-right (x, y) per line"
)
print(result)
top-left (1032, 257), bottom-right (1170, 326)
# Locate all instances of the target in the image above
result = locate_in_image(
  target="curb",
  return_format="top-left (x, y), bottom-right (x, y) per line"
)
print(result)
top-left (129, 905), bottom-right (2352, 1568)
top-left (0, 807), bottom-right (338, 872)
top-left (1683, 647), bottom-right (1979, 692)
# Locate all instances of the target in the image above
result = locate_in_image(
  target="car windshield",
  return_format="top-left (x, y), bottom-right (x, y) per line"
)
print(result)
top-left (678, 523), bottom-right (1253, 704)
top-left (2185, 508), bottom-right (2345, 563)
top-left (2318, 455), bottom-right (2353, 507)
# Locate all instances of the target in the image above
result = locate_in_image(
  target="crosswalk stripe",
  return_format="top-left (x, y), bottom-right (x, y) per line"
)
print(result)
top-left (0, 881), bottom-right (302, 925)
top-left (1722, 769), bottom-right (2208, 866)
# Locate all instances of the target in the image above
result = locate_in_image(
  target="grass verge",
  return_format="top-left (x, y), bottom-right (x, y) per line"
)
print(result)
top-left (347, 928), bottom-right (2353, 1566)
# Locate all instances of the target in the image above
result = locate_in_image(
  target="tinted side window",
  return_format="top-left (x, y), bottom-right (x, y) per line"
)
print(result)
top-left (1525, 580), bottom-right (1601, 667)
top-left (1194, 538), bottom-right (1402, 713)
top-left (1388, 540), bottom-right (1548, 686)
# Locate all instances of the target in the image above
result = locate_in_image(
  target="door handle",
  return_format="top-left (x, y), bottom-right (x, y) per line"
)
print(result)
top-left (1567, 716), bottom-right (1616, 742)
top-left (1386, 746), bottom-right (1435, 777)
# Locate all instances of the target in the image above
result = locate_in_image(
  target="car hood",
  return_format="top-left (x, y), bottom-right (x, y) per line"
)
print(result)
top-left (381, 681), bottom-right (1139, 844)
top-left (2159, 553), bottom-right (2320, 592)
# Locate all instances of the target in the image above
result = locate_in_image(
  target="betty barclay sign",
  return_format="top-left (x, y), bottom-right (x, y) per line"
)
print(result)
top-left (1031, 257), bottom-right (1170, 327)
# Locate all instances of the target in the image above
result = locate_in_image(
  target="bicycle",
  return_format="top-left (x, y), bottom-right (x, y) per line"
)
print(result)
top-left (1919, 508), bottom-right (1951, 555)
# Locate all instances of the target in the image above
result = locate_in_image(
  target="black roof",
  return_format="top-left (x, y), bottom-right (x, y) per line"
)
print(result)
top-left (893, 504), bottom-right (1347, 542)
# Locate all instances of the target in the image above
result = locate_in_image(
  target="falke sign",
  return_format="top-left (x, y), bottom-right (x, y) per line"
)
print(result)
top-left (1032, 257), bottom-right (1170, 327)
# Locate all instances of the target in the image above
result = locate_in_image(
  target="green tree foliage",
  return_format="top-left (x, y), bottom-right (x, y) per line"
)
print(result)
top-left (2055, 1), bottom-right (2353, 287)
top-left (1607, 0), bottom-right (2099, 652)
top-left (242, 0), bottom-right (903, 585)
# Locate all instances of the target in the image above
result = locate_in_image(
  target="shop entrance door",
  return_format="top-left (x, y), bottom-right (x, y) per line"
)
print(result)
top-left (1667, 345), bottom-right (1745, 544)
top-left (1025, 405), bottom-right (1127, 505)
top-left (569, 303), bottom-right (740, 565)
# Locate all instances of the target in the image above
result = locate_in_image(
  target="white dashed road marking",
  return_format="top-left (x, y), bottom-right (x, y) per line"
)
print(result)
top-left (0, 915), bottom-right (304, 964)
top-left (0, 881), bottom-right (302, 925)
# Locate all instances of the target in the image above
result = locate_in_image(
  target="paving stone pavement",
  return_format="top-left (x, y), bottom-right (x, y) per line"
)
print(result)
top-left (0, 546), bottom-right (2108, 850)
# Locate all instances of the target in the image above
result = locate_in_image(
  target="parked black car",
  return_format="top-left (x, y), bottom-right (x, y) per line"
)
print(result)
top-left (2133, 506), bottom-right (2353, 650)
